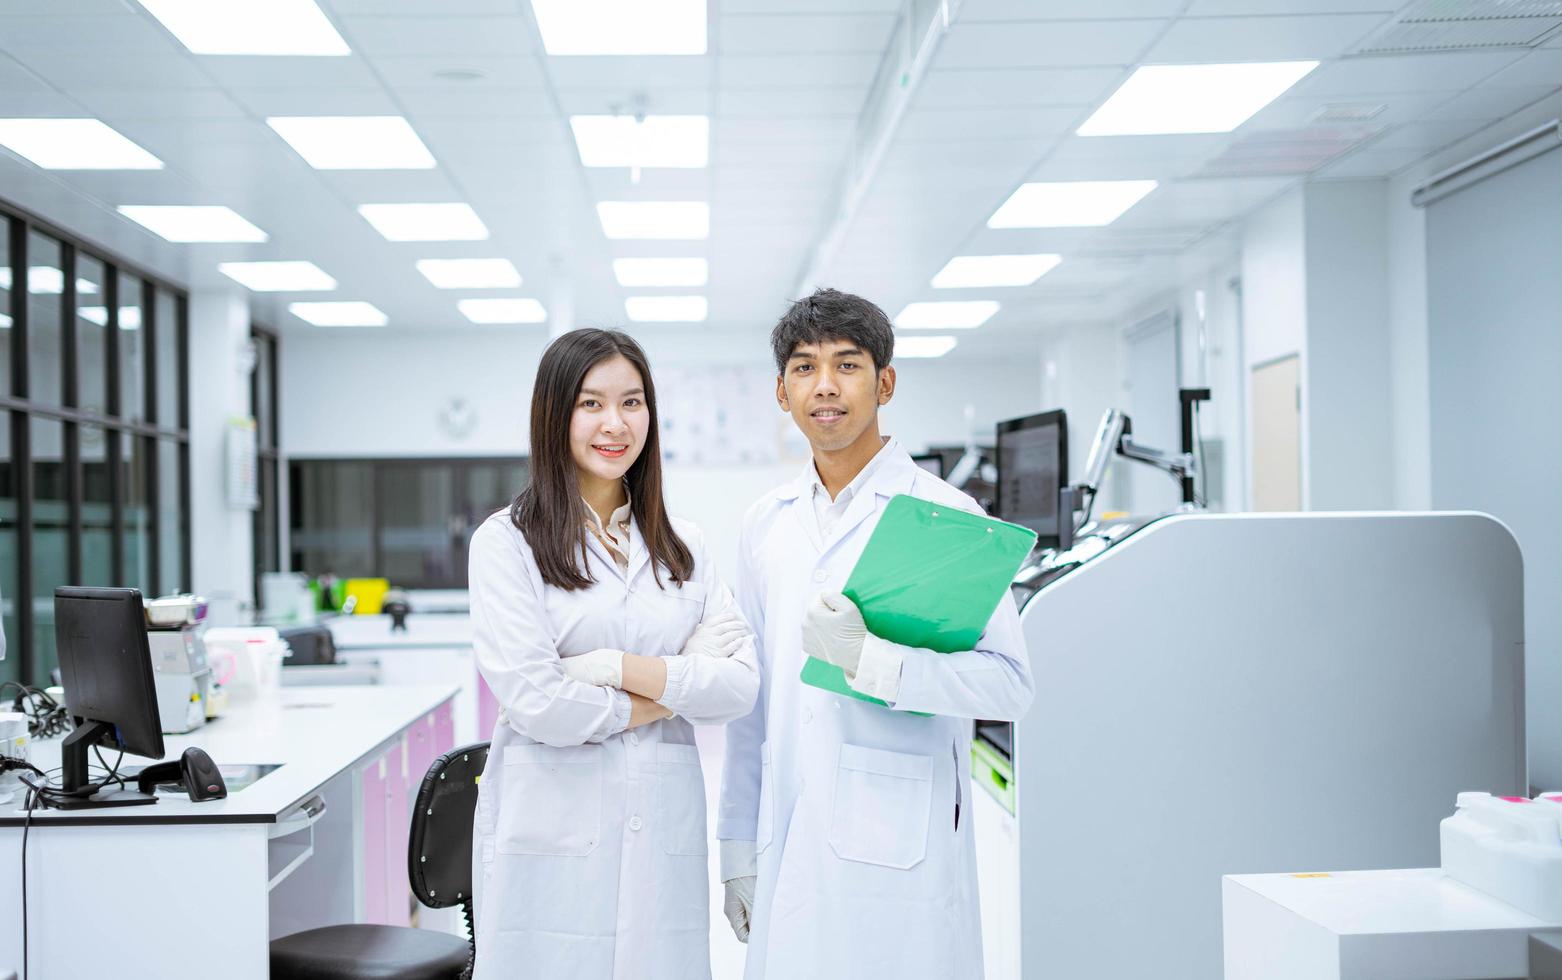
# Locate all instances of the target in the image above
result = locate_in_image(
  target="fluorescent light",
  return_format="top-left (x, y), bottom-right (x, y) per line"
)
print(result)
top-left (457, 298), bottom-right (548, 324)
top-left (893, 301), bottom-right (999, 330)
top-left (570, 115), bottom-right (709, 169)
top-left (0, 118), bottom-right (163, 170)
top-left (625, 295), bottom-right (707, 322)
top-left (78, 307), bottom-right (143, 330)
top-left (358, 203), bottom-right (488, 242)
top-left (416, 259), bottom-right (522, 290)
top-left (933, 254), bottom-right (1061, 289)
top-left (987, 180), bottom-right (1157, 229)
top-left (267, 116), bottom-right (435, 170)
top-left (1078, 62), bottom-right (1319, 136)
top-left (597, 201), bottom-right (708, 240)
top-left (531, 0), bottom-right (706, 55)
top-left (118, 205), bottom-right (268, 243)
top-left (0, 269), bottom-right (97, 293)
top-left (613, 257), bottom-right (708, 287)
top-left (0, 313), bottom-right (10, 328)
top-left (218, 261), bottom-right (336, 292)
top-left (289, 301), bottom-right (387, 327)
top-left (895, 336), bottom-right (958, 359)
top-left (135, 0), bottom-right (350, 55)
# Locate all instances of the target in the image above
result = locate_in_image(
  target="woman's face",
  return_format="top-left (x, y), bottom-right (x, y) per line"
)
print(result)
top-left (570, 354), bottom-right (651, 490)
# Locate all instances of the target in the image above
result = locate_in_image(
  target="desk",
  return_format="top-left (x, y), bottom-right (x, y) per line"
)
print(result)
top-left (0, 684), bottom-right (457, 980)
top-left (1223, 869), bottom-right (1562, 980)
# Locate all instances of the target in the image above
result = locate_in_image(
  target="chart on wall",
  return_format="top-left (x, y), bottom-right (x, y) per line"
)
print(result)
top-left (658, 366), bottom-right (788, 465)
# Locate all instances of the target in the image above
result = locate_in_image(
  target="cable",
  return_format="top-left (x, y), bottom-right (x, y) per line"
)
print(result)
top-left (21, 779), bottom-right (38, 980)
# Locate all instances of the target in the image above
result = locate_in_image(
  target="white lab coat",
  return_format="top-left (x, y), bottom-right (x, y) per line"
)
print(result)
top-left (719, 446), bottom-right (1033, 980)
top-left (469, 510), bottom-right (759, 980)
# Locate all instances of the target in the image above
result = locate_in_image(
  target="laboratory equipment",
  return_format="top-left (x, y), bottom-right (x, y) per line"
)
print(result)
top-left (146, 598), bottom-right (213, 734)
top-left (1442, 791), bottom-right (1562, 922)
top-left (134, 746), bottom-right (228, 801)
top-left (205, 626), bottom-right (290, 702)
top-left (382, 589), bottom-right (411, 632)
top-left (53, 586), bottom-right (167, 808)
top-left (974, 511), bottom-right (1525, 980)
top-left (993, 409), bottom-right (1068, 549)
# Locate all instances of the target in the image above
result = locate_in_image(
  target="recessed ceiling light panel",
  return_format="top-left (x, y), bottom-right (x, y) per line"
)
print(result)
top-left (531, 0), bottom-right (706, 55)
top-left (932, 254), bottom-right (1061, 289)
top-left (987, 180), bottom-right (1157, 228)
top-left (136, 0), bottom-right (350, 55)
top-left (218, 261), bottom-right (337, 292)
top-left (458, 298), bottom-right (548, 324)
top-left (893, 301), bottom-right (1000, 330)
top-left (0, 118), bottom-right (164, 170)
top-left (596, 201), bottom-right (709, 240)
top-left (267, 116), bottom-right (435, 169)
top-left (416, 258), bottom-right (523, 290)
top-left (118, 205), bottom-right (268, 243)
top-left (358, 203), bottom-right (489, 242)
top-left (289, 301), bottom-right (387, 327)
top-left (1077, 62), bottom-right (1319, 136)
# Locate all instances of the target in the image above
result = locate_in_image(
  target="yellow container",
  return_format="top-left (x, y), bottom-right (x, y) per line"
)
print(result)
top-left (344, 578), bottom-right (390, 615)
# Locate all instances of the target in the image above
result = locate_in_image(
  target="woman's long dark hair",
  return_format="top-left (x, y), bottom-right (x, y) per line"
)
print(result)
top-left (510, 328), bottom-right (693, 591)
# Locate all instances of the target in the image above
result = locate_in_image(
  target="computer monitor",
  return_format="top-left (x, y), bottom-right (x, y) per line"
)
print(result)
top-left (54, 586), bottom-right (164, 807)
top-left (995, 410), bottom-right (1068, 548)
top-left (911, 453), bottom-right (945, 478)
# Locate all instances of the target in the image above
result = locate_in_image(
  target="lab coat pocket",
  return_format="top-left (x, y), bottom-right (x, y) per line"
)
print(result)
top-left (497, 743), bottom-right (602, 856)
top-left (756, 741), bottom-right (775, 854)
top-left (828, 744), bottom-right (933, 870)
top-left (656, 742), bottom-right (708, 857)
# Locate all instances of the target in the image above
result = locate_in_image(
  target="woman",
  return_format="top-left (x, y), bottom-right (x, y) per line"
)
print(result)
top-left (469, 328), bottom-right (759, 980)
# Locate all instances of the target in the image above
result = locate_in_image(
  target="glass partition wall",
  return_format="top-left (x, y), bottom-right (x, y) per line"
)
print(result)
top-left (0, 201), bottom-right (190, 687)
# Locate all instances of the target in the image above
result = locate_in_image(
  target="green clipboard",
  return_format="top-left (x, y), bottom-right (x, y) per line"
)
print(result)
top-left (799, 493), bottom-right (1038, 710)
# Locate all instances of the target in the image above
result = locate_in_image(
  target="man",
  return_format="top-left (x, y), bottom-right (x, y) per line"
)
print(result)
top-left (717, 288), bottom-right (1033, 978)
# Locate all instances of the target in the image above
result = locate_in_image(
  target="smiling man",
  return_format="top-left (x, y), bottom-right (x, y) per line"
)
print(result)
top-left (717, 288), bottom-right (1034, 979)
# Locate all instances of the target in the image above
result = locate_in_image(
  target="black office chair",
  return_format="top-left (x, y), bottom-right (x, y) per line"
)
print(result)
top-left (270, 742), bottom-right (490, 980)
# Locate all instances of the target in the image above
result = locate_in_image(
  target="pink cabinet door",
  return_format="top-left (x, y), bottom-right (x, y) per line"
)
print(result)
top-left (434, 701), bottom-right (456, 755)
top-left (361, 753), bottom-right (389, 925)
top-left (408, 714), bottom-right (436, 790)
top-left (386, 737), bottom-right (412, 928)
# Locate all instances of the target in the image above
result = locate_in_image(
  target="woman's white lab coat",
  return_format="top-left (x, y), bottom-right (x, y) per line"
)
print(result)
top-left (469, 510), bottom-right (758, 980)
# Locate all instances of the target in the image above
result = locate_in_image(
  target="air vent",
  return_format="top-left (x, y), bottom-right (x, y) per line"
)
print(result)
top-left (1353, 0), bottom-right (1562, 53)
top-left (1199, 126), bottom-right (1383, 178)
top-left (1312, 103), bottom-right (1387, 123)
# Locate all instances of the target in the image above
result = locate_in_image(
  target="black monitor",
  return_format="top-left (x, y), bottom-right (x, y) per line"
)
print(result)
top-left (54, 586), bottom-right (164, 807)
top-left (995, 410), bottom-right (1069, 548)
top-left (911, 453), bottom-right (945, 478)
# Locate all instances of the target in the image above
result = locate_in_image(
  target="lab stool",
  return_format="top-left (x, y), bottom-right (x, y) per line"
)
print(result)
top-left (270, 743), bottom-right (489, 980)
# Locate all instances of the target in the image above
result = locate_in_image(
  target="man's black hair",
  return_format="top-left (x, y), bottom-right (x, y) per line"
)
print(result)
top-left (769, 287), bottom-right (894, 375)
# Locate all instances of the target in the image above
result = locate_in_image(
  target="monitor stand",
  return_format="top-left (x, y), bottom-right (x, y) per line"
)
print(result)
top-left (51, 719), bottom-right (157, 810)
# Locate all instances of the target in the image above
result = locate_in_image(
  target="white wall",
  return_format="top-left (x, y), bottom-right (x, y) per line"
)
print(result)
top-left (188, 289), bottom-right (255, 611)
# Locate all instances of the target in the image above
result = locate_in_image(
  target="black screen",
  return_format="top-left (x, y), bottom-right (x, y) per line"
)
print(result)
top-left (995, 411), bottom-right (1068, 545)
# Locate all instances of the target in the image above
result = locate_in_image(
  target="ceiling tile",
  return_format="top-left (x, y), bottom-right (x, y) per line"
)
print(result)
top-left (1314, 143), bottom-right (1429, 177)
top-left (958, 0), bottom-right (1186, 19)
top-left (719, 0), bottom-right (901, 12)
top-left (1372, 117), bottom-right (1500, 150)
top-left (328, 0), bottom-right (525, 12)
top-left (719, 53), bottom-right (881, 88)
top-left (1479, 48), bottom-right (1562, 88)
top-left (1033, 133), bottom-right (1232, 179)
top-left (314, 169), bottom-right (462, 203)
top-left (0, 0), bottom-right (139, 13)
top-left (337, 15), bottom-right (537, 56)
top-left (935, 19), bottom-right (1166, 69)
top-left (1244, 89), bottom-right (1450, 131)
top-left (555, 88), bottom-right (713, 114)
top-left (226, 87), bottom-right (401, 117)
top-left (417, 116), bottom-right (568, 149)
top-left (715, 117), bottom-right (854, 144)
top-left (0, 14), bottom-right (181, 53)
top-left (897, 104), bottom-right (1085, 141)
top-left (16, 52), bottom-right (215, 91)
top-left (716, 88), bottom-right (866, 116)
top-left (200, 55), bottom-right (383, 90)
top-left (397, 86), bottom-right (556, 119)
top-left (718, 14), bottom-right (897, 54)
top-left (547, 57), bottom-right (712, 89)
top-left (1295, 51), bottom-right (1526, 96)
top-left (1184, 0), bottom-right (1401, 12)
top-left (915, 67), bottom-right (1124, 108)
top-left (1144, 13), bottom-right (1390, 62)
top-left (372, 54), bottom-right (548, 89)
top-left (79, 88), bottom-right (249, 119)
top-left (1425, 84), bottom-right (1558, 121)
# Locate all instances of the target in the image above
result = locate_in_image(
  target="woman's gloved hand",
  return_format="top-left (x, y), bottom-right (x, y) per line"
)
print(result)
top-left (679, 611), bottom-right (747, 659)
top-left (559, 648), bottom-right (626, 687)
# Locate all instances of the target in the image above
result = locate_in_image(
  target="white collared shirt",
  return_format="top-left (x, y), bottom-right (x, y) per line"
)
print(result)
top-left (809, 436), bottom-right (899, 542)
top-left (583, 489), bottom-right (633, 572)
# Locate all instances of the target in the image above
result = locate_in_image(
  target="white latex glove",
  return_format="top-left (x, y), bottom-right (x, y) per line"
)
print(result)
top-left (680, 610), bottom-right (747, 659)
top-left (722, 875), bottom-right (756, 943)
top-left (560, 648), bottom-right (625, 688)
top-left (800, 591), bottom-right (867, 676)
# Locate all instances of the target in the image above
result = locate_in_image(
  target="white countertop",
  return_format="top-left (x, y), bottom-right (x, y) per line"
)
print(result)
top-left (1225, 868), bottom-right (1553, 935)
top-left (327, 614), bottom-right (473, 650)
top-left (3, 684), bottom-right (457, 827)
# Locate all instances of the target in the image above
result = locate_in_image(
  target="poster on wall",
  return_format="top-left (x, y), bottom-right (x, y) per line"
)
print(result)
top-left (659, 366), bottom-right (790, 465)
top-left (226, 417), bottom-right (259, 511)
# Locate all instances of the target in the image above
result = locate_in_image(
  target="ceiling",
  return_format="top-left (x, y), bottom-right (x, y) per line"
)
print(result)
top-left (0, 0), bottom-right (1559, 357)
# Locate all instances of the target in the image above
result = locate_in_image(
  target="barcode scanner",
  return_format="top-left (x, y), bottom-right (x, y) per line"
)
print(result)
top-left (135, 746), bottom-right (228, 801)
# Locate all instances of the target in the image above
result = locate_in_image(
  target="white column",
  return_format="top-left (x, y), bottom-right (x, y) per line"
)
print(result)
top-left (187, 289), bottom-right (255, 614)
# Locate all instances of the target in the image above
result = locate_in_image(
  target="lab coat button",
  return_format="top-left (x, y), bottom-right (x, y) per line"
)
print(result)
top-left (813, 569), bottom-right (828, 583)
top-left (629, 816), bottom-right (643, 832)
top-left (802, 708), bottom-right (813, 724)
top-left (628, 732), bottom-right (639, 746)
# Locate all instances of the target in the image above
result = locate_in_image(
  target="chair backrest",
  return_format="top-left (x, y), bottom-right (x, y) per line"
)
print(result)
top-left (408, 741), bottom-right (489, 909)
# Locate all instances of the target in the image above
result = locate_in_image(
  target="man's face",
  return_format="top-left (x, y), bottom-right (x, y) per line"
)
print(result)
top-left (776, 338), bottom-right (895, 453)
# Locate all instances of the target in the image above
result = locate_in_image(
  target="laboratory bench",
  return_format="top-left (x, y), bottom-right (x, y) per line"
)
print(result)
top-left (0, 683), bottom-right (458, 980)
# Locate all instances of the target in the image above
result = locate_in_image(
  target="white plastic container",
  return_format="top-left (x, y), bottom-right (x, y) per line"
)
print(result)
top-left (1440, 791), bottom-right (1562, 922)
top-left (203, 627), bottom-right (291, 702)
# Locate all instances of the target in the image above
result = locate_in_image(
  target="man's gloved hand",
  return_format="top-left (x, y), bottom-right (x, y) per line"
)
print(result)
top-left (800, 591), bottom-right (867, 676)
top-left (559, 648), bottom-right (625, 688)
top-left (680, 611), bottom-right (747, 659)
top-left (721, 837), bottom-right (758, 943)
top-left (723, 874), bottom-right (757, 943)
